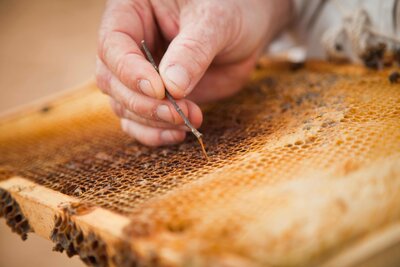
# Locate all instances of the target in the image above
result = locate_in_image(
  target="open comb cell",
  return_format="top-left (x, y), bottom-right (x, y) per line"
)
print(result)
top-left (0, 60), bottom-right (400, 266)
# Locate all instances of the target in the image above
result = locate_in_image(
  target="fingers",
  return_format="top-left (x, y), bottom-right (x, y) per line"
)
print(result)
top-left (97, 0), bottom-right (165, 99)
top-left (99, 32), bottom-right (164, 99)
top-left (97, 60), bottom-right (203, 128)
top-left (121, 119), bottom-right (186, 147)
top-left (109, 99), bottom-right (190, 131)
top-left (159, 2), bottom-right (237, 99)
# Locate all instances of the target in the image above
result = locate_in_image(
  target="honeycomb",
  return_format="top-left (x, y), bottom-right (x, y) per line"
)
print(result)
top-left (51, 203), bottom-right (109, 266)
top-left (0, 188), bottom-right (32, 240)
top-left (0, 60), bottom-right (400, 266)
top-left (111, 242), bottom-right (140, 267)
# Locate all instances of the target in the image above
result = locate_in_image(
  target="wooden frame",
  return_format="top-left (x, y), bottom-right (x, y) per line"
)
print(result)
top-left (1, 63), bottom-right (400, 266)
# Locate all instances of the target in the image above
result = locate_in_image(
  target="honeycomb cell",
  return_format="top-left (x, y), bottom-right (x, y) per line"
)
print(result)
top-left (0, 188), bottom-right (32, 240)
top-left (0, 61), bottom-right (400, 266)
top-left (51, 204), bottom-right (109, 267)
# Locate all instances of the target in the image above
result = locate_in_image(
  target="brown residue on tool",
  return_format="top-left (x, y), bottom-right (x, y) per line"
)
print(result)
top-left (198, 137), bottom-right (209, 161)
top-left (141, 40), bottom-right (209, 160)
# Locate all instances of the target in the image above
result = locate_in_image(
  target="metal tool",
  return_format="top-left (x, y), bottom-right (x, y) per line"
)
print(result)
top-left (141, 40), bottom-right (208, 160)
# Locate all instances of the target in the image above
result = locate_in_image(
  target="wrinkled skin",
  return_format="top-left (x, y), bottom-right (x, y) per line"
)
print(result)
top-left (96, 0), bottom-right (292, 146)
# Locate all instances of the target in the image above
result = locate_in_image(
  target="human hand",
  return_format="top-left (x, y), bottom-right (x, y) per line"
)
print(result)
top-left (96, 0), bottom-right (292, 146)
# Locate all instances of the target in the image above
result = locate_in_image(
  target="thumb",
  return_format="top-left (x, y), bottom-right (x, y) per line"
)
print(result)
top-left (159, 11), bottom-right (232, 99)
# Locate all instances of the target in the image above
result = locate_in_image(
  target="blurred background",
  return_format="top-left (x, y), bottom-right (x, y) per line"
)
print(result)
top-left (0, 0), bottom-right (105, 266)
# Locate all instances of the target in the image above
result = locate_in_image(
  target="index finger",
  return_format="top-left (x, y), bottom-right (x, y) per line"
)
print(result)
top-left (97, 0), bottom-right (165, 99)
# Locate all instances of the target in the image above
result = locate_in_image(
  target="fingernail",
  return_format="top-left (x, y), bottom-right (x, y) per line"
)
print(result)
top-left (161, 130), bottom-right (179, 143)
top-left (156, 105), bottom-right (174, 123)
top-left (137, 79), bottom-right (156, 97)
top-left (164, 64), bottom-right (190, 96)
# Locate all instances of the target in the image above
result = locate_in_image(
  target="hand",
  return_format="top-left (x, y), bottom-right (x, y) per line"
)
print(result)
top-left (96, 0), bottom-right (292, 146)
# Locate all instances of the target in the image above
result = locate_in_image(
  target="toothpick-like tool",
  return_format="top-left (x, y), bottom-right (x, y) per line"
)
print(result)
top-left (141, 40), bottom-right (208, 160)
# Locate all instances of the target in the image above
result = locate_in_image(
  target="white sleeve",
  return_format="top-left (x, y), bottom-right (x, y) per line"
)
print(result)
top-left (286, 0), bottom-right (400, 60)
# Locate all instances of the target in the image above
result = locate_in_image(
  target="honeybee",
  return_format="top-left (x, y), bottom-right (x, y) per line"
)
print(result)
top-left (388, 71), bottom-right (400, 84)
top-left (58, 202), bottom-right (94, 216)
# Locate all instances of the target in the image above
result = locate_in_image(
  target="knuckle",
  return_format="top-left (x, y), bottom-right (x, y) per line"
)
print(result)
top-left (115, 56), bottom-right (128, 82)
top-left (115, 53), bottom-right (141, 88)
top-left (179, 38), bottom-right (211, 71)
top-left (111, 102), bottom-right (125, 118)
top-left (201, 1), bottom-right (237, 27)
top-left (131, 1), bottom-right (148, 17)
top-left (127, 95), bottom-right (139, 114)
top-left (98, 32), bottom-right (111, 62)
top-left (200, 1), bottom-right (229, 18)
top-left (126, 95), bottom-right (151, 118)
top-left (95, 71), bottom-right (111, 95)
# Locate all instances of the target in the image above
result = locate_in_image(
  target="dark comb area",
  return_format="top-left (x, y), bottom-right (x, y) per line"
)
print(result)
top-left (1, 61), bottom-right (400, 266)
top-left (0, 66), bottom-right (345, 215)
top-left (51, 204), bottom-right (109, 266)
top-left (0, 188), bottom-right (32, 240)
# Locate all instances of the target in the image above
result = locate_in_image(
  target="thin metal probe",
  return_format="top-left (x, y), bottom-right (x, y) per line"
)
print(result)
top-left (141, 40), bottom-right (208, 160)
